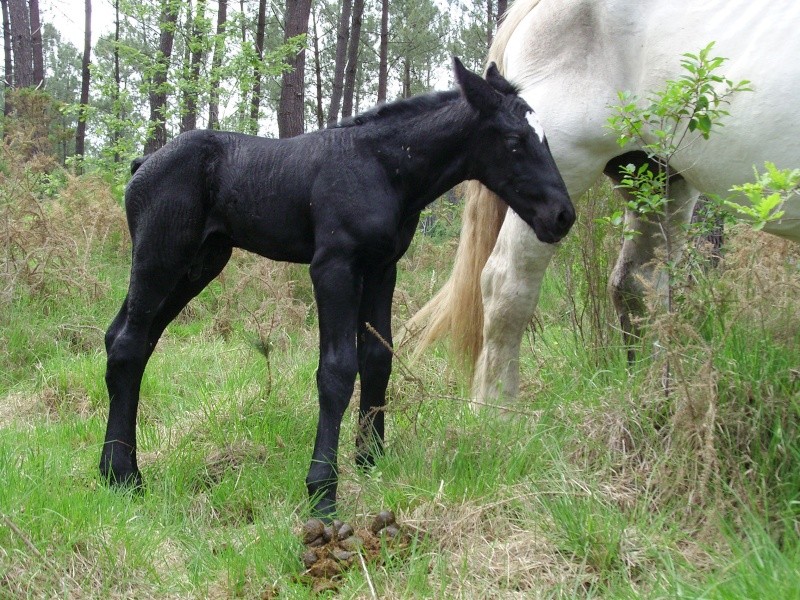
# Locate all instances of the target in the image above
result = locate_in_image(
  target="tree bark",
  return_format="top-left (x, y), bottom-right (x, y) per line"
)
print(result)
top-left (376, 0), bottom-right (388, 103)
top-left (8, 0), bottom-right (33, 88)
top-left (248, 0), bottom-right (266, 134)
top-left (180, 0), bottom-right (205, 133)
top-left (277, 0), bottom-right (311, 138)
top-left (28, 0), bottom-right (42, 86)
top-left (238, 0), bottom-right (245, 44)
top-left (236, 0), bottom-right (247, 125)
top-left (326, 0), bottom-right (351, 126)
top-left (340, 0), bottom-right (363, 119)
top-left (207, 0), bottom-right (227, 130)
top-left (486, 0), bottom-right (494, 47)
top-left (497, 0), bottom-right (507, 24)
top-left (178, 0), bottom-right (192, 129)
top-left (112, 0), bottom-right (120, 161)
top-left (402, 57), bottom-right (410, 98)
top-left (144, 0), bottom-right (180, 154)
top-left (311, 4), bottom-right (323, 129)
top-left (1, 0), bottom-right (12, 116)
top-left (74, 0), bottom-right (91, 163)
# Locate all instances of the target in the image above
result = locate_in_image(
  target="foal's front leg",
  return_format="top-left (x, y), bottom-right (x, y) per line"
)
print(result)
top-left (356, 265), bottom-right (397, 468)
top-left (307, 255), bottom-right (361, 517)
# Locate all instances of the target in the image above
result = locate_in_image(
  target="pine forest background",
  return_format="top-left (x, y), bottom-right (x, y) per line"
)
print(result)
top-left (1, 0), bottom-right (506, 174)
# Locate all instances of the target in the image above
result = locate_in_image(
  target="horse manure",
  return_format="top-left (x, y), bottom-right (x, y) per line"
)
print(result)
top-left (322, 525), bottom-right (336, 543)
top-left (296, 511), bottom-right (423, 593)
top-left (301, 518), bottom-right (325, 544)
top-left (306, 558), bottom-right (342, 579)
top-left (370, 509), bottom-right (396, 533)
top-left (301, 549), bottom-right (318, 569)
top-left (337, 522), bottom-right (354, 539)
top-left (382, 524), bottom-right (401, 538)
top-left (332, 549), bottom-right (355, 563)
top-left (339, 535), bottom-right (363, 552)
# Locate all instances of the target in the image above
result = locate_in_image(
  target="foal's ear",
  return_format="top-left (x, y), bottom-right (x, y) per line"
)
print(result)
top-left (453, 56), bottom-right (501, 114)
top-left (485, 62), bottom-right (518, 96)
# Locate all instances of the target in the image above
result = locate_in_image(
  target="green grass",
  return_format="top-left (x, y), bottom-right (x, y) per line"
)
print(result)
top-left (2, 176), bottom-right (800, 598)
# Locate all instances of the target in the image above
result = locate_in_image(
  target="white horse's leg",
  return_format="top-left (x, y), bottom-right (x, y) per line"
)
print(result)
top-left (608, 176), bottom-right (700, 358)
top-left (474, 210), bottom-right (556, 403)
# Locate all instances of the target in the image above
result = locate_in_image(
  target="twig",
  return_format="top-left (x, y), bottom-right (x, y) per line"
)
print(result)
top-left (2, 514), bottom-right (45, 559)
top-left (365, 322), bottom-right (543, 417)
top-left (365, 322), bottom-right (425, 394)
top-left (358, 550), bottom-right (379, 600)
top-left (1, 513), bottom-right (82, 591)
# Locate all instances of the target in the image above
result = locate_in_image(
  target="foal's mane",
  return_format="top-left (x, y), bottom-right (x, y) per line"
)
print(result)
top-left (332, 89), bottom-right (462, 129)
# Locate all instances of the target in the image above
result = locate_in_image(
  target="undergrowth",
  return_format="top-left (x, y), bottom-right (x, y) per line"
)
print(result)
top-left (1, 133), bottom-right (799, 598)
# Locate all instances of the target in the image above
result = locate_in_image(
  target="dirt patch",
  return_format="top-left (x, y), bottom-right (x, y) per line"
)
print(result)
top-left (200, 440), bottom-right (271, 488)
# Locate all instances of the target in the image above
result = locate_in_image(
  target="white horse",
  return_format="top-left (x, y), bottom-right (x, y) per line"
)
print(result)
top-left (409, 0), bottom-right (800, 402)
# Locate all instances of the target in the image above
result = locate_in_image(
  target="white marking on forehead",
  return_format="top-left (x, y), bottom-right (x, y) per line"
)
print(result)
top-left (526, 110), bottom-right (546, 143)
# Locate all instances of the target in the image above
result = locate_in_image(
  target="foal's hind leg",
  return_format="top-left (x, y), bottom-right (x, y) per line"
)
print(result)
top-left (306, 253), bottom-right (361, 516)
top-left (355, 265), bottom-right (397, 469)
top-left (100, 240), bottom-right (231, 487)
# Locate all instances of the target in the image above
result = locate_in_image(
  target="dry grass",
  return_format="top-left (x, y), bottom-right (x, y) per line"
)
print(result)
top-left (0, 162), bottom-right (127, 306)
top-left (567, 224), bottom-right (800, 532)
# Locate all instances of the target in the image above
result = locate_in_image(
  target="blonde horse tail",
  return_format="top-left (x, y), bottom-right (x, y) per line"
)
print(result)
top-left (405, 182), bottom-right (508, 367)
top-left (404, 0), bottom-right (542, 371)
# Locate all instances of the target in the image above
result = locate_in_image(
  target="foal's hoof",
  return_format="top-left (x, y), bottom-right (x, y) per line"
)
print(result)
top-left (355, 451), bottom-right (376, 471)
top-left (99, 463), bottom-right (144, 491)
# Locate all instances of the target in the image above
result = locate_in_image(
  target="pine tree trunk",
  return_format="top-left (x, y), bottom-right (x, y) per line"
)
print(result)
top-left (402, 57), bottom-right (410, 98)
top-left (8, 0), bottom-right (33, 88)
top-left (1, 0), bottom-right (12, 117)
top-left (112, 0), bottom-right (120, 161)
top-left (248, 0), bottom-right (266, 134)
top-left (207, 0), bottom-right (227, 130)
top-left (340, 0), bottom-right (363, 119)
top-left (376, 0), bottom-right (388, 103)
top-left (486, 0), bottom-right (494, 47)
top-left (277, 0), bottom-right (311, 138)
top-left (237, 0), bottom-right (247, 125)
top-left (144, 0), bottom-right (180, 154)
top-left (74, 0), bottom-right (91, 165)
top-left (497, 0), bottom-right (507, 24)
top-left (178, 0), bottom-right (192, 131)
top-left (311, 4), bottom-right (323, 129)
top-left (326, 0), bottom-right (351, 126)
top-left (238, 0), bottom-right (245, 42)
top-left (28, 0), bottom-right (42, 86)
top-left (181, 0), bottom-right (204, 133)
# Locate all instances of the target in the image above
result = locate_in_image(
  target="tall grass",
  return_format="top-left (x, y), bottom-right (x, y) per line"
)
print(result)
top-left (1, 136), bottom-right (799, 597)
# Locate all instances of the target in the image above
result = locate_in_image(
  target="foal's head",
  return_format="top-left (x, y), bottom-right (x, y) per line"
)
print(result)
top-left (454, 57), bottom-right (575, 244)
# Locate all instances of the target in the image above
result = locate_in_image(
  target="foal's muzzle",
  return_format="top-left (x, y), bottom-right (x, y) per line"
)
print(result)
top-left (531, 196), bottom-right (575, 244)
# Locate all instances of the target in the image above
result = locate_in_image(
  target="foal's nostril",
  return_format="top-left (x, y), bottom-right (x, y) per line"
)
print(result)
top-left (556, 205), bottom-right (576, 232)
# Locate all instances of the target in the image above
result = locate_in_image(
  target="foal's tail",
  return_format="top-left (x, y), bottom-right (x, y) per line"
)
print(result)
top-left (405, 0), bottom-right (541, 369)
top-left (130, 156), bottom-right (148, 175)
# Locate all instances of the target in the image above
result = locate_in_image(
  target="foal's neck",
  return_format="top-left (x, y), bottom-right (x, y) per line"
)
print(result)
top-left (382, 100), bottom-right (479, 214)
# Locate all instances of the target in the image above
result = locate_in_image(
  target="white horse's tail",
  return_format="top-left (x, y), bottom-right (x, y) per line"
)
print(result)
top-left (405, 0), bottom-right (541, 369)
top-left (405, 181), bottom-right (507, 366)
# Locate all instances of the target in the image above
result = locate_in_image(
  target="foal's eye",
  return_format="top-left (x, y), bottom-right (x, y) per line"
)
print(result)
top-left (505, 135), bottom-right (523, 152)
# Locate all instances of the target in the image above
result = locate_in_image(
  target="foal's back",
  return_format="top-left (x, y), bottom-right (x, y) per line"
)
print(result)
top-left (127, 128), bottom-right (381, 264)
